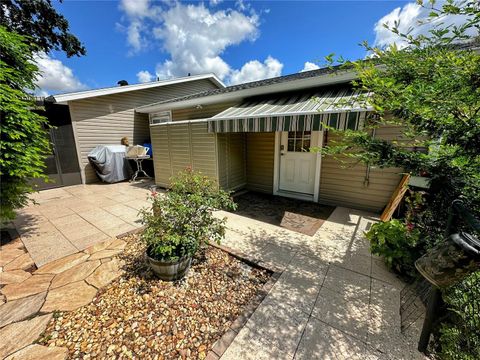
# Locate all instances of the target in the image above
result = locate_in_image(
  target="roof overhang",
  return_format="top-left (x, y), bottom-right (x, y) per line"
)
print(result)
top-left (48, 73), bottom-right (225, 105)
top-left (136, 69), bottom-right (357, 114)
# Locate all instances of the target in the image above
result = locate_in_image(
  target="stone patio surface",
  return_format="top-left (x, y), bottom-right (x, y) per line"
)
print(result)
top-left (11, 181), bottom-right (153, 267)
top-left (0, 237), bottom-right (127, 359)
top-left (1, 182), bottom-right (426, 359)
top-left (214, 207), bottom-right (426, 360)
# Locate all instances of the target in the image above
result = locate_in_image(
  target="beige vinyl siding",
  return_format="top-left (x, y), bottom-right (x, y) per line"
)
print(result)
top-left (190, 122), bottom-right (218, 177)
top-left (150, 122), bottom-right (217, 188)
top-left (217, 133), bottom-right (247, 191)
top-left (217, 134), bottom-right (228, 188)
top-left (171, 102), bottom-right (238, 121)
top-left (149, 125), bottom-right (171, 186)
top-left (246, 133), bottom-right (275, 193)
top-left (318, 126), bottom-right (404, 212)
top-left (68, 79), bottom-right (218, 183)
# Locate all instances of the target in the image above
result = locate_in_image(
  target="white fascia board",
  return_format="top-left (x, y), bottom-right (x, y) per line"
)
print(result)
top-left (136, 70), bottom-right (358, 114)
top-left (149, 118), bottom-right (211, 126)
top-left (50, 74), bottom-right (225, 104)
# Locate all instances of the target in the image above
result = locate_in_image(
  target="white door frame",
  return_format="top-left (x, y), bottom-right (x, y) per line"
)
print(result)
top-left (273, 130), bottom-right (323, 202)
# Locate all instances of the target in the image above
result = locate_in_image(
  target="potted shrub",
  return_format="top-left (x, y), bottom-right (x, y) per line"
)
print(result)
top-left (139, 168), bottom-right (236, 281)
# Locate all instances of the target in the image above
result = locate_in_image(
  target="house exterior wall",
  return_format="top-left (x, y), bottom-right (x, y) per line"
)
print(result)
top-left (68, 79), bottom-right (218, 183)
top-left (318, 125), bottom-right (404, 212)
top-left (217, 133), bottom-right (247, 190)
top-left (171, 102), bottom-right (238, 121)
top-left (246, 132), bottom-right (275, 193)
top-left (149, 122), bottom-right (217, 188)
top-left (150, 108), bottom-right (405, 212)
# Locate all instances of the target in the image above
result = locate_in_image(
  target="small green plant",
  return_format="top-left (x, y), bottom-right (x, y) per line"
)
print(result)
top-left (366, 219), bottom-right (420, 278)
top-left (139, 168), bottom-right (236, 262)
top-left (437, 271), bottom-right (480, 360)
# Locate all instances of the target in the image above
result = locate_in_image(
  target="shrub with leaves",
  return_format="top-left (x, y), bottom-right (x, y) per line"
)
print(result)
top-left (366, 219), bottom-right (421, 278)
top-left (437, 271), bottom-right (480, 360)
top-left (0, 1), bottom-right (85, 223)
top-left (0, 26), bottom-right (50, 222)
top-left (315, 0), bottom-right (479, 355)
top-left (139, 168), bottom-right (237, 262)
top-left (321, 0), bottom-right (480, 241)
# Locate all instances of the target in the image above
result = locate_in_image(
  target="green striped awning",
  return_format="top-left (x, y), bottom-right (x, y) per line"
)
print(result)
top-left (207, 87), bottom-right (372, 133)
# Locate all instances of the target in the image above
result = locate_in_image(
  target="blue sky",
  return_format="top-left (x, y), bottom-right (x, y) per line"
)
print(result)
top-left (36, 0), bottom-right (419, 94)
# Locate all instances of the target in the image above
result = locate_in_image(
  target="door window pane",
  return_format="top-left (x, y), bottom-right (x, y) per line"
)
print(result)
top-left (302, 139), bottom-right (311, 152)
top-left (302, 131), bottom-right (311, 152)
top-left (286, 131), bottom-right (313, 152)
top-left (295, 139), bottom-right (303, 152)
top-left (288, 139), bottom-right (295, 151)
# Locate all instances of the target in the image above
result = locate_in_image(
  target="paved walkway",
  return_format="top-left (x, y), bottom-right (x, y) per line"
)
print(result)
top-left (216, 207), bottom-right (426, 360)
top-left (2, 183), bottom-right (426, 359)
top-left (12, 181), bottom-right (153, 267)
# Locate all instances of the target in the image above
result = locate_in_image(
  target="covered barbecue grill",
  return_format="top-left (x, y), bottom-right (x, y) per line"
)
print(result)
top-left (87, 145), bottom-right (132, 183)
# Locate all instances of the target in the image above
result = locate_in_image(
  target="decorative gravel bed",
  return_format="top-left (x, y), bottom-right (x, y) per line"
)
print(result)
top-left (39, 234), bottom-right (270, 359)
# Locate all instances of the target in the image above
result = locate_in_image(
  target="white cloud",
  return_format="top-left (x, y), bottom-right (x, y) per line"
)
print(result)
top-left (33, 53), bottom-right (87, 95)
top-left (126, 20), bottom-right (147, 53)
top-left (137, 70), bottom-right (154, 83)
top-left (230, 56), bottom-right (283, 85)
top-left (374, 1), bottom-right (477, 48)
top-left (118, 0), bottom-right (158, 53)
top-left (301, 61), bottom-right (320, 72)
top-left (235, 0), bottom-right (248, 12)
top-left (118, 1), bottom-right (282, 84)
top-left (153, 3), bottom-right (259, 81)
top-left (119, 0), bottom-right (151, 18)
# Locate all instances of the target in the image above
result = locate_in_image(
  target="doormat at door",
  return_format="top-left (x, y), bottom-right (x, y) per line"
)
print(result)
top-left (232, 192), bottom-right (335, 236)
top-left (280, 211), bottom-right (325, 236)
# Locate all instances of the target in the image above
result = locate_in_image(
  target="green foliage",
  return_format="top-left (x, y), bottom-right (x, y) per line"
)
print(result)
top-left (322, 0), bottom-right (480, 243)
top-left (0, 0), bottom-right (86, 57)
top-left (0, 26), bottom-right (51, 222)
top-left (139, 168), bottom-right (237, 261)
top-left (0, 1), bottom-right (84, 222)
top-left (437, 271), bottom-right (480, 360)
top-left (321, 1), bottom-right (480, 356)
top-left (366, 219), bottom-right (421, 278)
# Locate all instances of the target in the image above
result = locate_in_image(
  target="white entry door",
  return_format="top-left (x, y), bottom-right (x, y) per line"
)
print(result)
top-left (279, 131), bottom-right (320, 195)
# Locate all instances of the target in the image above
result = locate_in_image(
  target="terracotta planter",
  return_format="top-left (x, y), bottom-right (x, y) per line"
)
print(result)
top-left (145, 247), bottom-right (192, 281)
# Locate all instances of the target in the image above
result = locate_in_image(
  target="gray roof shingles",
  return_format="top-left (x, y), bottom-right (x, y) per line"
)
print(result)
top-left (151, 65), bottom-right (346, 105)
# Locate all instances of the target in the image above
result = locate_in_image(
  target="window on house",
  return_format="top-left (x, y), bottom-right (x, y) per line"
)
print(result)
top-left (149, 111), bottom-right (172, 125)
top-left (287, 131), bottom-right (311, 152)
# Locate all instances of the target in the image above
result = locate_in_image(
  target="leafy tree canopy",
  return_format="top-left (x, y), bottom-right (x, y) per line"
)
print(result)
top-left (322, 0), bottom-right (480, 241)
top-left (1, 1), bottom-right (85, 222)
top-left (320, 2), bottom-right (480, 357)
top-left (0, 0), bottom-right (85, 57)
top-left (0, 26), bottom-right (50, 221)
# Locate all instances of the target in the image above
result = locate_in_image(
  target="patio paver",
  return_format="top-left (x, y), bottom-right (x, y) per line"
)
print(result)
top-left (0, 238), bottom-right (129, 358)
top-left (0, 314), bottom-right (52, 359)
top-left (215, 206), bottom-right (426, 360)
top-left (2, 185), bottom-right (426, 359)
top-left (1, 274), bottom-right (54, 301)
top-left (0, 292), bottom-right (46, 328)
top-left (41, 280), bottom-right (98, 312)
top-left (5, 344), bottom-right (68, 360)
top-left (12, 181), bottom-right (153, 267)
